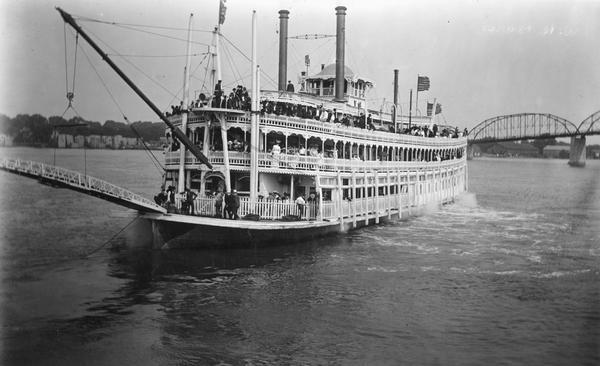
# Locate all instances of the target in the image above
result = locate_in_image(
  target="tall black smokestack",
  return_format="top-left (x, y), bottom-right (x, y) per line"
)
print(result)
top-left (334, 6), bottom-right (346, 102)
top-left (278, 10), bottom-right (289, 91)
top-left (393, 69), bottom-right (399, 126)
top-left (393, 69), bottom-right (399, 106)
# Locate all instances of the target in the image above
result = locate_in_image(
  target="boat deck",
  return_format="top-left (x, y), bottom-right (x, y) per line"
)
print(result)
top-left (142, 212), bottom-right (338, 230)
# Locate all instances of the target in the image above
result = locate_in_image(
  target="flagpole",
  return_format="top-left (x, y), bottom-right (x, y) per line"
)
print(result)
top-left (216, 0), bottom-right (227, 83)
top-left (408, 89), bottom-right (412, 129)
top-left (429, 98), bottom-right (437, 130)
top-left (415, 74), bottom-right (419, 117)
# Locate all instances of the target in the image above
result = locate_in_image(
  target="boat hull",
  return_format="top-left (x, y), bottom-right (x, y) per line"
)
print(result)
top-left (144, 213), bottom-right (343, 249)
top-left (141, 201), bottom-right (435, 249)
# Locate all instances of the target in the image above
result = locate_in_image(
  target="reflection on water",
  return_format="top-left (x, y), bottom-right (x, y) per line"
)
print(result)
top-left (1, 149), bottom-right (599, 365)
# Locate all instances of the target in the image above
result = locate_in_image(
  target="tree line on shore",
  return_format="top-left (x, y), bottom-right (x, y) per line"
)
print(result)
top-left (0, 113), bottom-right (164, 147)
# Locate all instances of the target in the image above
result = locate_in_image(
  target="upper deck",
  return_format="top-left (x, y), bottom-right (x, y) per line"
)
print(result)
top-left (169, 109), bottom-right (465, 149)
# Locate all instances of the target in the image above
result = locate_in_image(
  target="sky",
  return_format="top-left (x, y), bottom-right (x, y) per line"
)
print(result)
top-left (0, 0), bottom-right (599, 133)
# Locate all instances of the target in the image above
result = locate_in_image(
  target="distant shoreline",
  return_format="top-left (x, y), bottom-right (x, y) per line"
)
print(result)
top-left (0, 144), bottom-right (164, 151)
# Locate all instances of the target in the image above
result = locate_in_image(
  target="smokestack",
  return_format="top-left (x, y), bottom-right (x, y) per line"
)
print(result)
top-left (393, 69), bottom-right (399, 106)
top-left (334, 6), bottom-right (346, 102)
top-left (278, 10), bottom-right (290, 91)
top-left (393, 69), bottom-right (399, 128)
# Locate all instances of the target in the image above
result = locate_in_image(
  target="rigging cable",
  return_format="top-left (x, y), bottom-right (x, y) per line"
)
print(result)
top-left (220, 33), bottom-right (278, 88)
top-left (111, 22), bottom-right (210, 47)
top-left (81, 216), bottom-right (140, 258)
top-left (78, 42), bottom-right (165, 176)
top-left (75, 15), bottom-right (213, 33)
top-left (86, 27), bottom-right (179, 99)
top-left (57, 28), bottom-right (88, 175)
top-left (221, 40), bottom-right (244, 86)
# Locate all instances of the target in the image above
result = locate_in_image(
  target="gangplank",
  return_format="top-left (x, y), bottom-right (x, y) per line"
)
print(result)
top-left (0, 158), bottom-right (166, 214)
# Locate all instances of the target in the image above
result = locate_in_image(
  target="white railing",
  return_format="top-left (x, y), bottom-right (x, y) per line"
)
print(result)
top-left (174, 108), bottom-right (465, 149)
top-left (175, 196), bottom-right (321, 220)
top-left (169, 164), bottom-right (466, 222)
top-left (165, 150), bottom-right (467, 174)
top-left (174, 193), bottom-right (413, 222)
top-left (0, 158), bottom-right (165, 213)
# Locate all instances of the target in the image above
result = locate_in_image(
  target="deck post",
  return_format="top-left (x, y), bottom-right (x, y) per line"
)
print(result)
top-left (290, 174), bottom-right (295, 200)
top-left (386, 169), bottom-right (391, 219)
top-left (351, 169), bottom-right (357, 228)
top-left (397, 169), bottom-right (401, 219)
top-left (217, 113), bottom-right (232, 191)
top-left (337, 170), bottom-right (344, 229)
top-left (315, 169), bottom-right (323, 220)
top-left (200, 124), bottom-right (210, 195)
top-left (407, 172), bottom-right (411, 215)
top-left (363, 169), bottom-right (369, 226)
top-left (374, 170), bottom-right (379, 224)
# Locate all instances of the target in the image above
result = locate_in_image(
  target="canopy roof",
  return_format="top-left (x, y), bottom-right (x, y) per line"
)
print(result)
top-left (307, 63), bottom-right (374, 87)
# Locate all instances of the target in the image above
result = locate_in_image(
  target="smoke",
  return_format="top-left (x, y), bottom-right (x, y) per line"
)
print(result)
top-left (455, 192), bottom-right (478, 208)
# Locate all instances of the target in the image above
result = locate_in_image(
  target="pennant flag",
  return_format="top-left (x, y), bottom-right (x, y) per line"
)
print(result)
top-left (435, 103), bottom-right (442, 115)
top-left (426, 102), bottom-right (433, 116)
top-left (219, 0), bottom-right (227, 25)
top-left (417, 76), bottom-right (430, 91)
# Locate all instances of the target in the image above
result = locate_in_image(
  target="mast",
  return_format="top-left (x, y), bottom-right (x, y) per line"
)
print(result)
top-left (55, 7), bottom-right (212, 169)
top-left (216, 0), bottom-right (225, 84)
top-left (178, 13), bottom-right (194, 193)
top-left (250, 10), bottom-right (259, 201)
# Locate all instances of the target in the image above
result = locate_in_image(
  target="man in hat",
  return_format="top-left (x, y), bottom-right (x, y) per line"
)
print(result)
top-left (184, 188), bottom-right (197, 215)
top-left (230, 189), bottom-right (240, 220)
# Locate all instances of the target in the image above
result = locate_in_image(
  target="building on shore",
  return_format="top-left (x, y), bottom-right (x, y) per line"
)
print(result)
top-left (543, 145), bottom-right (570, 159)
top-left (0, 133), bottom-right (14, 147)
top-left (483, 142), bottom-right (539, 158)
top-left (55, 133), bottom-right (140, 149)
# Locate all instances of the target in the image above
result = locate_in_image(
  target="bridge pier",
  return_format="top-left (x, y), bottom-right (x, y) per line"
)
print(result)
top-left (568, 136), bottom-right (586, 167)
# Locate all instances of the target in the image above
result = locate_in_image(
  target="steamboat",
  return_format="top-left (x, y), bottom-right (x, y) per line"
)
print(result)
top-left (2, 5), bottom-right (468, 249)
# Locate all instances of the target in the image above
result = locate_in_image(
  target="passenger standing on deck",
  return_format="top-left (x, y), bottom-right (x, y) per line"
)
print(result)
top-left (214, 191), bottom-right (224, 218)
top-left (166, 186), bottom-right (176, 213)
top-left (296, 194), bottom-right (306, 219)
top-left (185, 188), bottom-right (197, 215)
top-left (286, 80), bottom-right (295, 92)
top-left (231, 190), bottom-right (240, 220)
top-left (224, 191), bottom-right (232, 219)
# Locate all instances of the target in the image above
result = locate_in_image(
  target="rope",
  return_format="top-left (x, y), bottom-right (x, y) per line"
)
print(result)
top-left (71, 34), bottom-right (79, 97)
top-left (221, 33), bottom-right (279, 88)
top-left (221, 40), bottom-right (243, 84)
top-left (75, 15), bottom-right (213, 33)
top-left (63, 23), bottom-right (69, 97)
top-left (81, 216), bottom-right (140, 258)
top-left (79, 43), bottom-right (165, 176)
top-left (112, 22), bottom-right (210, 47)
top-left (85, 27), bottom-right (179, 99)
top-left (124, 116), bottom-right (165, 173)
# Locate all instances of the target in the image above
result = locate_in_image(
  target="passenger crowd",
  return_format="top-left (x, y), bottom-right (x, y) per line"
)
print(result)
top-left (165, 83), bottom-right (468, 139)
top-left (166, 82), bottom-right (252, 117)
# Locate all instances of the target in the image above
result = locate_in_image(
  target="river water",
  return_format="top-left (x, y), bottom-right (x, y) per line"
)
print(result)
top-left (1, 147), bottom-right (598, 365)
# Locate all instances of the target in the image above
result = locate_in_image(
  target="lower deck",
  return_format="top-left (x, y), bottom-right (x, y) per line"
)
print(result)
top-left (147, 162), bottom-right (467, 248)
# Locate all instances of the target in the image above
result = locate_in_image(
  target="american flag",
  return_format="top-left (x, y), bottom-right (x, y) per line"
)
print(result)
top-left (219, 0), bottom-right (227, 25)
top-left (426, 102), bottom-right (433, 116)
top-left (417, 76), bottom-right (430, 92)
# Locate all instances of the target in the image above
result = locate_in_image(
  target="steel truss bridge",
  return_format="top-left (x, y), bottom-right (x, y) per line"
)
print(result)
top-left (468, 111), bottom-right (600, 144)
